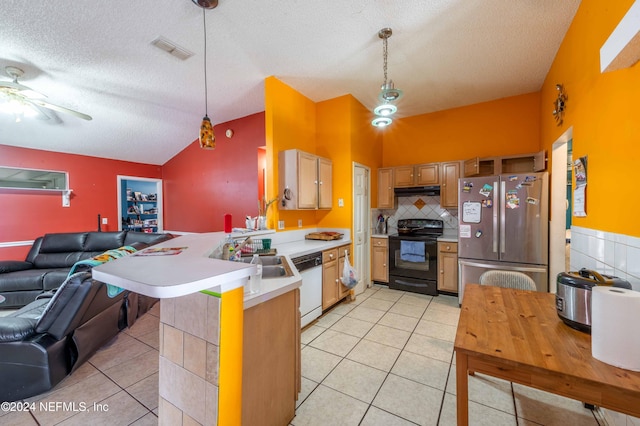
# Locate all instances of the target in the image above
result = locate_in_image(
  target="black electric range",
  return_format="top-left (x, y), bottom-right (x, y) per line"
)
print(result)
top-left (388, 219), bottom-right (444, 296)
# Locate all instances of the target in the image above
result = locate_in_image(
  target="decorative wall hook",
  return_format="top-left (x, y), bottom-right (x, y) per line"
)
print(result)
top-left (552, 84), bottom-right (568, 126)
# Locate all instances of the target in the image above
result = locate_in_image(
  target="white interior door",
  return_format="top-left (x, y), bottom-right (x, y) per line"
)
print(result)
top-left (353, 163), bottom-right (370, 294)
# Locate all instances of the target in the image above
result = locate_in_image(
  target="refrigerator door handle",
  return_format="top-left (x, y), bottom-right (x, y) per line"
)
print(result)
top-left (458, 259), bottom-right (547, 273)
top-left (500, 180), bottom-right (506, 254)
top-left (492, 181), bottom-right (499, 253)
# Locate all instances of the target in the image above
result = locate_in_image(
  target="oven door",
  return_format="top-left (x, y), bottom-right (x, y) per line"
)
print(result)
top-left (388, 235), bottom-right (438, 281)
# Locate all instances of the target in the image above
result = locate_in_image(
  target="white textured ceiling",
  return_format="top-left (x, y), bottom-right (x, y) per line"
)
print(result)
top-left (0, 0), bottom-right (580, 165)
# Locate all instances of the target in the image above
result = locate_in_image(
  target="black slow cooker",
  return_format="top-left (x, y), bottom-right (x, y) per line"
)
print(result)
top-left (556, 268), bottom-right (631, 333)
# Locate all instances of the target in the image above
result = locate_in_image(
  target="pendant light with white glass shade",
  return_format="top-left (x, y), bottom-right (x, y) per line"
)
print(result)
top-left (372, 28), bottom-right (403, 127)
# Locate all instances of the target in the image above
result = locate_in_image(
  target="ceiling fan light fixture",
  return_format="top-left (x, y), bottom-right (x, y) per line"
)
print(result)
top-left (373, 103), bottom-right (397, 116)
top-left (371, 116), bottom-right (392, 127)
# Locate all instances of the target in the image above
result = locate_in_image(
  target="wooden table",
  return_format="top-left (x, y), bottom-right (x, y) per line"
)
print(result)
top-left (454, 284), bottom-right (640, 425)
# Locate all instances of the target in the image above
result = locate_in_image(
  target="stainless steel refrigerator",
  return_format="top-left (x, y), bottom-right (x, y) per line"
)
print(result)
top-left (458, 172), bottom-right (548, 303)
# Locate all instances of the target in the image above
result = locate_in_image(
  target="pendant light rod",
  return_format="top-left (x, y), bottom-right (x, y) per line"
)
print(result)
top-left (202, 8), bottom-right (208, 117)
top-left (379, 28), bottom-right (392, 88)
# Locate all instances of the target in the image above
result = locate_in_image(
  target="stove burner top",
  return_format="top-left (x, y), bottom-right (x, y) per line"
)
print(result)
top-left (393, 218), bottom-right (444, 238)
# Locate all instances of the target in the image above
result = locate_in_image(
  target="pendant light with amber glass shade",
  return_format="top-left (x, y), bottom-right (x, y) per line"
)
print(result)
top-left (193, 0), bottom-right (218, 149)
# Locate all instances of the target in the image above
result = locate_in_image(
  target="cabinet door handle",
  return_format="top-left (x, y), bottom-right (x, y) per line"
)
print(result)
top-left (440, 270), bottom-right (444, 274)
top-left (335, 279), bottom-right (339, 284)
top-left (383, 264), bottom-right (386, 267)
top-left (319, 181), bottom-right (323, 185)
top-left (446, 245), bottom-right (450, 250)
top-left (329, 253), bottom-right (334, 259)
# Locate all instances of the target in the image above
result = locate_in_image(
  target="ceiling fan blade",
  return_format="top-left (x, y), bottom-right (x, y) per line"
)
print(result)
top-left (29, 99), bottom-right (92, 121)
top-left (0, 80), bottom-right (46, 99)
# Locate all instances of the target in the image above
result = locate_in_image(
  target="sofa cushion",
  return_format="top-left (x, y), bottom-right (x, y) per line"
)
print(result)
top-left (43, 270), bottom-right (73, 290)
top-left (124, 231), bottom-right (172, 246)
top-left (39, 233), bottom-right (87, 253)
top-left (33, 252), bottom-right (84, 269)
top-left (0, 317), bottom-right (38, 342)
top-left (84, 232), bottom-right (127, 251)
top-left (0, 269), bottom-right (48, 292)
top-left (0, 261), bottom-right (33, 274)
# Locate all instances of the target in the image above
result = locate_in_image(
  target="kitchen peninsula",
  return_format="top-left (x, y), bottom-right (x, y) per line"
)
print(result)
top-left (93, 231), bottom-right (302, 426)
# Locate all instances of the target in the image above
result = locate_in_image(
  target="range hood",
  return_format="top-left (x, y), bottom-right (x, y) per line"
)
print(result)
top-left (394, 185), bottom-right (440, 196)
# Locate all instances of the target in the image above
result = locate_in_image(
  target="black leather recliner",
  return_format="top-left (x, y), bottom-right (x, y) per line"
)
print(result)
top-left (0, 271), bottom-right (147, 402)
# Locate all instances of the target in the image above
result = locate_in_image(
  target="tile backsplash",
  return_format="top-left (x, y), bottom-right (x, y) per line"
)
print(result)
top-left (569, 226), bottom-right (640, 291)
top-left (569, 226), bottom-right (640, 426)
top-left (372, 195), bottom-right (458, 235)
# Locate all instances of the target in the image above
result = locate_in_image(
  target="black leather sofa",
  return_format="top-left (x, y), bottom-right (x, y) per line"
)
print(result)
top-left (0, 231), bottom-right (172, 308)
top-left (0, 270), bottom-right (157, 402)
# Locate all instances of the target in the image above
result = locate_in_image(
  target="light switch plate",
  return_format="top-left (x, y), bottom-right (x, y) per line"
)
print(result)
top-left (102, 218), bottom-right (108, 225)
top-left (338, 198), bottom-right (344, 207)
top-left (278, 220), bottom-right (285, 230)
top-left (298, 219), bottom-right (303, 228)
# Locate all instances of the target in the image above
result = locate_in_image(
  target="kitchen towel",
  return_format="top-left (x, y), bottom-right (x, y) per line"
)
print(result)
top-left (400, 241), bottom-right (425, 263)
top-left (591, 286), bottom-right (640, 371)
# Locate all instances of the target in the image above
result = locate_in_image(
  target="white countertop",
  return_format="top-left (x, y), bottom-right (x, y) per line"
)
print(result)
top-left (93, 232), bottom-right (253, 298)
top-left (92, 230), bottom-right (350, 307)
top-left (371, 234), bottom-right (389, 239)
top-left (438, 230), bottom-right (458, 242)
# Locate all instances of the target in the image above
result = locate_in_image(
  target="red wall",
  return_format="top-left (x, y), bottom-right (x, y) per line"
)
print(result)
top-left (0, 145), bottom-right (162, 260)
top-left (162, 112), bottom-right (265, 232)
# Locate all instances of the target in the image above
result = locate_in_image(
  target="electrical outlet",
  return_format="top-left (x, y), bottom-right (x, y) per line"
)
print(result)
top-left (102, 218), bottom-right (108, 225)
top-left (278, 220), bottom-right (285, 230)
top-left (298, 219), bottom-right (303, 228)
top-left (338, 198), bottom-right (344, 207)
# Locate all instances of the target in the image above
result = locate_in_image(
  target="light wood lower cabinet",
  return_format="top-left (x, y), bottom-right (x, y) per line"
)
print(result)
top-left (322, 245), bottom-right (351, 309)
top-left (371, 237), bottom-right (388, 283)
top-left (243, 289), bottom-right (301, 426)
top-left (437, 242), bottom-right (458, 293)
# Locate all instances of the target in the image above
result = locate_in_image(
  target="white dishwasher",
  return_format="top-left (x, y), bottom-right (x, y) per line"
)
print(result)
top-left (292, 252), bottom-right (323, 328)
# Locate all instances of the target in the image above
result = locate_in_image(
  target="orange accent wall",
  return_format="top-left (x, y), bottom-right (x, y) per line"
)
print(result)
top-left (265, 77), bottom-right (318, 230)
top-left (0, 145), bottom-right (161, 260)
top-left (540, 0), bottom-right (640, 237)
top-left (266, 79), bottom-right (383, 231)
top-left (315, 95), bottom-right (352, 228)
top-left (162, 112), bottom-right (265, 232)
top-left (382, 92), bottom-right (541, 165)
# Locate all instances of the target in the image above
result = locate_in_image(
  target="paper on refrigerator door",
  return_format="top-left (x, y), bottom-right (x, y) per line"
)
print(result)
top-left (459, 224), bottom-right (471, 238)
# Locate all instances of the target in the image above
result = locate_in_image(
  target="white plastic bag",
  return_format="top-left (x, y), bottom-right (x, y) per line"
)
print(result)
top-left (341, 250), bottom-right (358, 289)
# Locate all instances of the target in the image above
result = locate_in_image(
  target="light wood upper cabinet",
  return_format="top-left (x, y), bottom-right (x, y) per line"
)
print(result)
top-left (377, 168), bottom-right (394, 209)
top-left (318, 157), bottom-right (332, 209)
top-left (393, 166), bottom-right (415, 187)
top-left (440, 161), bottom-right (460, 209)
top-left (463, 151), bottom-right (546, 177)
top-left (394, 163), bottom-right (439, 187)
top-left (371, 237), bottom-right (388, 283)
top-left (416, 163), bottom-right (439, 185)
top-left (437, 242), bottom-right (458, 293)
top-left (278, 149), bottom-right (332, 210)
top-left (297, 151), bottom-right (318, 209)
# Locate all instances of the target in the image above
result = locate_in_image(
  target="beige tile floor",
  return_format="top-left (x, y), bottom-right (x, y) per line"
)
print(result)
top-left (0, 286), bottom-right (606, 425)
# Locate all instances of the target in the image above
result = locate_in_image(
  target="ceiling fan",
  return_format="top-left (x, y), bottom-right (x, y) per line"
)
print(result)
top-left (0, 66), bottom-right (92, 121)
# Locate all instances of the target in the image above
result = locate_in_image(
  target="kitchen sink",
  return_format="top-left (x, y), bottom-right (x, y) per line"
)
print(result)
top-left (240, 255), bottom-right (284, 266)
top-left (240, 255), bottom-right (294, 278)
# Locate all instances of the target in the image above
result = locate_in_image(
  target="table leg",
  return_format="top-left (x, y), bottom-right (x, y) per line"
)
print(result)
top-left (456, 351), bottom-right (469, 426)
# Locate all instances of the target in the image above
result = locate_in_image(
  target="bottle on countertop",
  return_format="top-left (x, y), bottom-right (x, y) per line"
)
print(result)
top-left (248, 254), bottom-right (263, 295)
